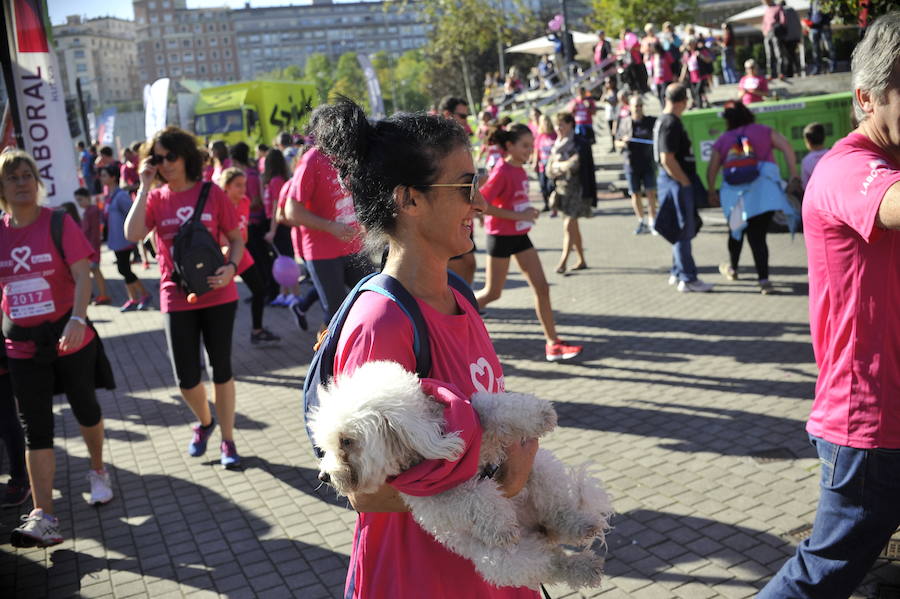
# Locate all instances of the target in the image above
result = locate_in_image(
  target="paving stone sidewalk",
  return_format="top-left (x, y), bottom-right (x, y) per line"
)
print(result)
top-left (1, 187), bottom-right (899, 598)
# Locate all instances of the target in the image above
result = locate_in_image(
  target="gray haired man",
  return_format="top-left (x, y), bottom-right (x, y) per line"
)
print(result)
top-left (759, 11), bottom-right (900, 598)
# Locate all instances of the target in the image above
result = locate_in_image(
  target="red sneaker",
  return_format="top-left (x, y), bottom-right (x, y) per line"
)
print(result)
top-left (545, 340), bottom-right (583, 362)
top-left (93, 295), bottom-right (111, 305)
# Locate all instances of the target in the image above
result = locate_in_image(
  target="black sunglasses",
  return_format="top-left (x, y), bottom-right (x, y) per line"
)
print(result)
top-left (149, 151), bottom-right (178, 165)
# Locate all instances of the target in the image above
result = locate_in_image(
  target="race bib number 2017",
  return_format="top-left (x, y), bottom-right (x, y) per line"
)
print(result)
top-left (6, 277), bottom-right (55, 320)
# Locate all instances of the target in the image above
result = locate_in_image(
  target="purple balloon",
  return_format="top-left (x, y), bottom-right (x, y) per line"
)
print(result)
top-left (272, 255), bottom-right (301, 287)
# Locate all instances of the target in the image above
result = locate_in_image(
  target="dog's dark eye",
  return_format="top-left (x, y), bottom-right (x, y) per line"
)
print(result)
top-left (340, 437), bottom-right (354, 448)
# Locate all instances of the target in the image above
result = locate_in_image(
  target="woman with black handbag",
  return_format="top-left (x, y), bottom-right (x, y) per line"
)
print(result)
top-left (125, 127), bottom-right (246, 469)
top-left (0, 149), bottom-right (114, 548)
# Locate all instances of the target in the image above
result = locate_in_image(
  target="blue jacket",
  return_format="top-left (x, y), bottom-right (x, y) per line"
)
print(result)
top-left (720, 161), bottom-right (798, 240)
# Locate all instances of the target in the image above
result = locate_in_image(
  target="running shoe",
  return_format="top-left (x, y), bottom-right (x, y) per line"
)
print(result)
top-left (269, 294), bottom-right (288, 307)
top-left (1, 480), bottom-right (31, 508)
top-left (136, 295), bottom-right (153, 311)
top-left (188, 420), bottom-right (216, 457)
top-left (759, 280), bottom-right (775, 295)
top-left (546, 340), bottom-right (583, 362)
top-left (142, 261), bottom-right (150, 270)
top-left (119, 299), bottom-right (138, 313)
top-left (633, 221), bottom-right (648, 235)
top-left (291, 303), bottom-right (309, 331)
top-left (93, 295), bottom-right (111, 306)
top-left (250, 328), bottom-right (281, 346)
top-left (220, 441), bottom-right (241, 469)
top-left (87, 469), bottom-right (113, 506)
top-left (718, 263), bottom-right (738, 281)
top-left (677, 279), bottom-right (714, 293)
top-left (10, 509), bottom-right (62, 548)
top-left (668, 274), bottom-right (678, 286)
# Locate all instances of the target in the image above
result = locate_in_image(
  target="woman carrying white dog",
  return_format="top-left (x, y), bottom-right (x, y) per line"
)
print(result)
top-left (312, 99), bottom-right (541, 598)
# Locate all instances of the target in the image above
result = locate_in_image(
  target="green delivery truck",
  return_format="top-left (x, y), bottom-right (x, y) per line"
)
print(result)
top-left (680, 91), bottom-right (854, 185)
top-left (193, 80), bottom-right (317, 147)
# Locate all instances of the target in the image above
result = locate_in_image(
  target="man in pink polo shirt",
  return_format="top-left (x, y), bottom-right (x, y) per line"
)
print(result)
top-left (759, 12), bottom-right (900, 598)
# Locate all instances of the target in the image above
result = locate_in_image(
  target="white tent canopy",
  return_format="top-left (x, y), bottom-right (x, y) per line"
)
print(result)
top-left (505, 31), bottom-right (600, 62)
top-left (728, 0), bottom-right (810, 25)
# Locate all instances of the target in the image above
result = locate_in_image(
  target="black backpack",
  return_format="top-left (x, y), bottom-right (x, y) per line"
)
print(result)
top-left (303, 271), bottom-right (478, 458)
top-left (171, 182), bottom-right (224, 298)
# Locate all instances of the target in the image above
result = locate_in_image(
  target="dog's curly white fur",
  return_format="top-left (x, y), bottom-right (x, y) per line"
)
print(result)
top-left (308, 360), bottom-right (613, 590)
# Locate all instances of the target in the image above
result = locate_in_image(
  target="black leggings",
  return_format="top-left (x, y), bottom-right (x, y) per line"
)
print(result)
top-left (239, 263), bottom-right (266, 330)
top-left (7, 337), bottom-right (101, 450)
top-left (0, 372), bottom-right (27, 480)
top-left (728, 211), bottom-right (773, 281)
top-left (247, 221), bottom-right (277, 300)
top-left (114, 248), bottom-right (138, 284)
top-left (164, 301), bottom-right (237, 389)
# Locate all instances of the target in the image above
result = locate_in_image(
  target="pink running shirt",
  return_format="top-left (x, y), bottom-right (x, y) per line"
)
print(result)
top-left (481, 161), bottom-right (532, 236)
top-left (289, 148), bottom-right (362, 261)
top-left (334, 288), bottom-right (539, 599)
top-left (804, 132), bottom-right (900, 448)
top-left (566, 97), bottom-right (596, 126)
top-left (0, 208), bottom-right (96, 358)
top-left (145, 182), bottom-right (240, 312)
top-left (739, 75), bottom-right (768, 104)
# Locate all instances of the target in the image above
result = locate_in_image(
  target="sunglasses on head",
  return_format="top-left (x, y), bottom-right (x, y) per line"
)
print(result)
top-left (149, 151), bottom-right (178, 165)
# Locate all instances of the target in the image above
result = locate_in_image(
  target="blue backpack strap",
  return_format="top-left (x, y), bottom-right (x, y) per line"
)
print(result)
top-left (447, 269), bottom-right (478, 312)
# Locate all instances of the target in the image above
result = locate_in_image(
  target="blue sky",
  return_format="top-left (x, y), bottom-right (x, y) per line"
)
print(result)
top-left (47, 0), bottom-right (368, 25)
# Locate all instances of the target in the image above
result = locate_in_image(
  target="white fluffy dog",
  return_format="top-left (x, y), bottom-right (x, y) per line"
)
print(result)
top-left (308, 360), bottom-right (613, 590)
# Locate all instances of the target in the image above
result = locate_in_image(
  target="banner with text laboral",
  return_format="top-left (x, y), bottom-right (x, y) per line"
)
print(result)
top-left (2, 0), bottom-right (78, 206)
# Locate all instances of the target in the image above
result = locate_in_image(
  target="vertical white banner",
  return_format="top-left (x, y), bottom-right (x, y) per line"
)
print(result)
top-left (3, 0), bottom-right (80, 206)
top-left (144, 77), bottom-right (170, 138)
top-left (356, 54), bottom-right (385, 119)
top-left (96, 107), bottom-right (116, 145)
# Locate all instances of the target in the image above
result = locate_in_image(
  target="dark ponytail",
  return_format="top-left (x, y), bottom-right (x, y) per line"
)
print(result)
top-left (488, 123), bottom-right (532, 150)
top-left (311, 97), bottom-right (470, 246)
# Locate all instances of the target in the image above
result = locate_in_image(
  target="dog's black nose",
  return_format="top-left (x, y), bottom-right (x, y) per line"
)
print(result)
top-left (318, 472), bottom-right (330, 484)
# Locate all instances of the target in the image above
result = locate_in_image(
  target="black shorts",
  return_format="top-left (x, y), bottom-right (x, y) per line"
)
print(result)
top-left (486, 234), bottom-right (533, 258)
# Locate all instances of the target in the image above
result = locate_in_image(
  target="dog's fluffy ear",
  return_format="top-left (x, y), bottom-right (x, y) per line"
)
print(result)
top-left (386, 397), bottom-right (465, 463)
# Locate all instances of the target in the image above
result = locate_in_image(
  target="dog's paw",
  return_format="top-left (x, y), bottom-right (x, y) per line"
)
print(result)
top-left (551, 513), bottom-right (604, 545)
top-left (556, 550), bottom-right (604, 589)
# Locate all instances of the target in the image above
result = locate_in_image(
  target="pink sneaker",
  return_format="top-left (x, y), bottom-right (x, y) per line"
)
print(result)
top-left (546, 340), bottom-right (583, 362)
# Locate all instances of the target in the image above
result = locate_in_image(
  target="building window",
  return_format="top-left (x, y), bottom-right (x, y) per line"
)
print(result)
top-left (162, 0), bottom-right (170, 7)
top-left (224, 49), bottom-right (231, 58)
top-left (207, 24), bottom-right (215, 32)
top-left (148, 1), bottom-right (156, 8)
top-left (225, 62), bottom-right (233, 72)
top-left (157, 67), bottom-right (165, 77)
top-left (183, 52), bottom-right (193, 61)
top-left (197, 51), bottom-right (205, 61)
top-left (222, 36), bottom-right (229, 44)
top-left (150, 15), bottom-right (158, 24)
top-left (197, 39), bottom-right (203, 47)
top-left (212, 63), bottom-right (221, 73)
top-left (209, 37), bottom-right (218, 47)
top-left (155, 54), bottom-right (164, 64)
top-left (171, 66), bottom-right (181, 76)
top-left (76, 63), bottom-right (87, 73)
top-left (183, 40), bottom-right (191, 48)
top-left (184, 65), bottom-right (195, 75)
top-left (199, 65), bottom-right (206, 74)
top-left (194, 24), bottom-right (202, 33)
top-left (166, 39), bottom-right (177, 48)
top-left (169, 53), bottom-right (179, 62)
top-left (74, 49), bottom-right (85, 58)
top-left (221, 23), bottom-right (228, 31)
top-left (163, 13), bottom-right (172, 22)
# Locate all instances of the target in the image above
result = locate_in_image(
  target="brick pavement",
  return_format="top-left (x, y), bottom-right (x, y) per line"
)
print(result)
top-left (2, 184), bottom-right (900, 598)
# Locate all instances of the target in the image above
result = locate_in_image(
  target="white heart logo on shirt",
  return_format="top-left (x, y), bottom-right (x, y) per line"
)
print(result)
top-left (176, 206), bottom-right (194, 225)
top-left (11, 246), bottom-right (31, 273)
top-left (470, 357), bottom-right (495, 393)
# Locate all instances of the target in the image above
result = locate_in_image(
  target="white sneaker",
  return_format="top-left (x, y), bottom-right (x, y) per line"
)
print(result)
top-left (668, 275), bottom-right (678, 286)
top-left (285, 294), bottom-right (300, 307)
top-left (10, 508), bottom-right (63, 548)
top-left (677, 279), bottom-right (714, 293)
top-left (269, 294), bottom-right (287, 307)
top-left (87, 469), bottom-right (113, 506)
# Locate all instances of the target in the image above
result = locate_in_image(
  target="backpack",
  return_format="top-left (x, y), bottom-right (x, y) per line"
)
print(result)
top-left (722, 128), bottom-right (760, 185)
top-left (303, 271), bottom-right (478, 458)
top-left (170, 182), bottom-right (224, 298)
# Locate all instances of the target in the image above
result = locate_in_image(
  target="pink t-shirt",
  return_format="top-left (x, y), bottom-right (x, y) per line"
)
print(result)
top-left (289, 148), bottom-right (362, 261)
top-left (227, 196), bottom-right (254, 275)
top-left (534, 132), bottom-right (557, 173)
top-left (211, 158), bottom-right (232, 185)
top-left (653, 53), bottom-right (674, 85)
top-left (481, 161), bottom-right (532, 237)
top-left (739, 75), bottom-right (769, 104)
top-left (566, 98), bottom-right (596, 125)
top-left (711, 123), bottom-right (776, 165)
top-left (0, 208), bottom-right (96, 359)
top-left (279, 178), bottom-right (305, 260)
top-left (120, 161), bottom-right (139, 188)
top-left (264, 175), bottom-right (286, 220)
top-left (804, 132), bottom-right (900, 449)
top-left (145, 182), bottom-right (240, 312)
top-left (244, 168), bottom-right (264, 225)
top-left (334, 288), bottom-right (538, 599)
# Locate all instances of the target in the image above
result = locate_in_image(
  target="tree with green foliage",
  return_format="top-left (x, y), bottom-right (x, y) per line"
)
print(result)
top-left (587, 0), bottom-right (698, 37)
top-left (394, 49), bottom-right (431, 112)
top-left (820, 0), bottom-right (896, 25)
top-left (304, 53), bottom-right (335, 105)
top-left (330, 52), bottom-right (370, 112)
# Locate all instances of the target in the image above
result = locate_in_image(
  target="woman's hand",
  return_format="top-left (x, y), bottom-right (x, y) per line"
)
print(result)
top-left (207, 262), bottom-right (237, 290)
top-left (58, 319), bottom-right (86, 353)
top-left (497, 437), bottom-right (539, 498)
top-left (708, 188), bottom-right (720, 207)
top-left (263, 230), bottom-right (276, 244)
top-left (138, 158), bottom-right (157, 189)
top-left (329, 221), bottom-right (357, 242)
top-left (518, 207), bottom-right (540, 222)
